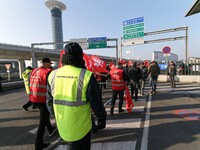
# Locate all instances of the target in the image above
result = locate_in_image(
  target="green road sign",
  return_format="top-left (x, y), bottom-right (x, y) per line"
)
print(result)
top-left (123, 23), bottom-right (144, 30)
top-left (123, 27), bottom-right (144, 34)
top-left (123, 32), bottom-right (144, 40)
top-left (123, 17), bottom-right (144, 45)
top-left (88, 37), bottom-right (107, 49)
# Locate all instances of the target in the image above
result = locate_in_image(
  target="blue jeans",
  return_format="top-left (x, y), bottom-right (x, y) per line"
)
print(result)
top-left (151, 76), bottom-right (158, 92)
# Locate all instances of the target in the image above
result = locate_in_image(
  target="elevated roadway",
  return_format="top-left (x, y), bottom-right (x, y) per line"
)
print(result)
top-left (0, 42), bottom-right (118, 78)
top-left (0, 42), bottom-right (119, 62)
top-left (0, 43), bottom-right (59, 61)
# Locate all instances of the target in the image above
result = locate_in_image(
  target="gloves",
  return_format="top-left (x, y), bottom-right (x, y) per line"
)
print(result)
top-left (97, 119), bottom-right (106, 129)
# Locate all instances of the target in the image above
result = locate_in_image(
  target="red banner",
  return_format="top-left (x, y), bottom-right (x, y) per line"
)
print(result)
top-left (58, 50), bottom-right (65, 68)
top-left (91, 55), bottom-right (108, 73)
top-left (83, 53), bottom-right (108, 73)
top-left (124, 85), bottom-right (134, 112)
top-left (144, 60), bottom-right (149, 68)
top-left (58, 51), bottom-right (108, 73)
top-left (109, 62), bottom-right (115, 69)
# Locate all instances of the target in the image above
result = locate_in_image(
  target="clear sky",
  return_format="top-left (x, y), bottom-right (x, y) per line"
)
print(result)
top-left (0, 0), bottom-right (199, 61)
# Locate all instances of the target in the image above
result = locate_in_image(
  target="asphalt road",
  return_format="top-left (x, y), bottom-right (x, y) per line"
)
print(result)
top-left (0, 82), bottom-right (200, 150)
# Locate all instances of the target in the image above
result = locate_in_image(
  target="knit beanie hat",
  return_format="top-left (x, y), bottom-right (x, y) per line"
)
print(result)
top-left (62, 42), bottom-right (86, 68)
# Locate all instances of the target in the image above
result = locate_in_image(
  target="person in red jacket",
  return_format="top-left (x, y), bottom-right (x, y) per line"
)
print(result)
top-left (29, 58), bottom-right (56, 150)
top-left (109, 63), bottom-right (129, 115)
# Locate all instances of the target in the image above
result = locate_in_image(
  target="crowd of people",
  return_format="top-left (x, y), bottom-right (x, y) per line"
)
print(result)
top-left (20, 42), bottom-right (178, 150)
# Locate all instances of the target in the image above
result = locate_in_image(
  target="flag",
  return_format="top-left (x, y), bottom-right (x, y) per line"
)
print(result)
top-left (83, 53), bottom-right (93, 71)
top-left (91, 55), bottom-right (108, 73)
top-left (83, 53), bottom-right (108, 73)
top-left (58, 50), bottom-right (65, 68)
top-left (124, 85), bottom-right (134, 112)
top-left (58, 51), bottom-right (108, 73)
top-left (118, 59), bottom-right (126, 65)
top-left (144, 60), bottom-right (149, 68)
top-left (109, 62), bottom-right (115, 69)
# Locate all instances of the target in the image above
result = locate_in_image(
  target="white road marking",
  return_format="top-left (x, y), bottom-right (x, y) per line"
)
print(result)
top-left (55, 141), bottom-right (137, 150)
top-left (105, 118), bottom-right (141, 129)
top-left (140, 94), bottom-right (152, 150)
top-left (105, 106), bottom-right (144, 113)
top-left (48, 137), bottom-right (62, 149)
top-left (29, 119), bottom-right (55, 134)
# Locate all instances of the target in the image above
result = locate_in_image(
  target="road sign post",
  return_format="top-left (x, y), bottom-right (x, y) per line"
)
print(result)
top-left (5, 64), bottom-right (11, 81)
top-left (162, 46), bottom-right (171, 72)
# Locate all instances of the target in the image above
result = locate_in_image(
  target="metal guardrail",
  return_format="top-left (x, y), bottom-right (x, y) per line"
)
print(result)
top-left (159, 59), bottom-right (200, 76)
top-left (2, 81), bottom-right (24, 91)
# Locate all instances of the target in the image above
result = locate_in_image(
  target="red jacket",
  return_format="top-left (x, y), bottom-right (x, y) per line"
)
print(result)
top-left (29, 67), bottom-right (51, 103)
top-left (110, 68), bottom-right (125, 90)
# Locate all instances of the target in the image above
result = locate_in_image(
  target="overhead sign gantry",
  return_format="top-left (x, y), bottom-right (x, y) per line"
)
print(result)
top-left (31, 37), bottom-right (119, 68)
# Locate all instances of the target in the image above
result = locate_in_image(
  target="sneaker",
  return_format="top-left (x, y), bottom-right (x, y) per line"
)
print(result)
top-left (22, 105), bottom-right (28, 111)
top-left (110, 107), bottom-right (114, 115)
top-left (118, 109), bottom-right (124, 113)
top-left (48, 127), bottom-right (57, 136)
top-left (35, 143), bottom-right (50, 150)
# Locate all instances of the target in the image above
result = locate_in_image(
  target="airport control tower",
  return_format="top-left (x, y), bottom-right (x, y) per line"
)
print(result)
top-left (45, 0), bottom-right (66, 50)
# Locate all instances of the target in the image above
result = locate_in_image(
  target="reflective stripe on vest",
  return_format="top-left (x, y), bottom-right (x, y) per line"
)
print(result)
top-left (29, 84), bottom-right (47, 88)
top-left (29, 91), bottom-right (46, 96)
top-left (48, 65), bottom-right (92, 142)
top-left (112, 83), bottom-right (125, 86)
top-left (112, 79), bottom-right (124, 82)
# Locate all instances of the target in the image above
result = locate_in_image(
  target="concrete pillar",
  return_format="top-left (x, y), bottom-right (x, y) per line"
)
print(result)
top-left (31, 57), bottom-right (38, 68)
top-left (18, 59), bottom-right (25, 79)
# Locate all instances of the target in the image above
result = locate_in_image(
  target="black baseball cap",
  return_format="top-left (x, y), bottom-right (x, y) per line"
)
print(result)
top-left (41, 58), bottom-right (52, 64)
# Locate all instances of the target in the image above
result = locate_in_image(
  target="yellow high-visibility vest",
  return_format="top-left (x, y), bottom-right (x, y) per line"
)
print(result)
top-left (48, 65), bottom-right (92, 142)
top-left (22, 69), bottom-right (32, 94)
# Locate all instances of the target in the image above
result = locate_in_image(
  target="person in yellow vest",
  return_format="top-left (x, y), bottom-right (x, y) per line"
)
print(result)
top-left (22, 66), bottom-right (36, 111)
top-left (47, 42), bottom-right (107, 150)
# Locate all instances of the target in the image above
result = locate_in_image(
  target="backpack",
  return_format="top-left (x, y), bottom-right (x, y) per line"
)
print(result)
top-left (141, 67), bottom-right (148, 78)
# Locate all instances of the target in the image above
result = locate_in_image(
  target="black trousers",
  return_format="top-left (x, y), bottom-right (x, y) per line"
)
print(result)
top-left (169, 75), bottom-right (176, 87)
top-left (68, 131), bottom-right (91, 150)
top-left (23, 100), bottom-right (35, 109)
top-left (111, 90), bottom-right (124, 111)
top-left (34, 103), bottom-right (53, 147)
top-left (130, 84), bottom-right (139, 101)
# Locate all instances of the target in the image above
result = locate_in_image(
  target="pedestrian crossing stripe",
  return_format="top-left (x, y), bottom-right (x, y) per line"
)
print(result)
top-left (29, 106), bottom-right (144, 134)
top-left (29, 119), bottom-right (55, 134)
top-left (29, 118), bottom-right (142, 135)
top-left (54, 141), bottom-right (137, 150)
top-left (105, 106), bottom-right (144, 113)
top-left (105, 118), bottom-right (141, 129)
